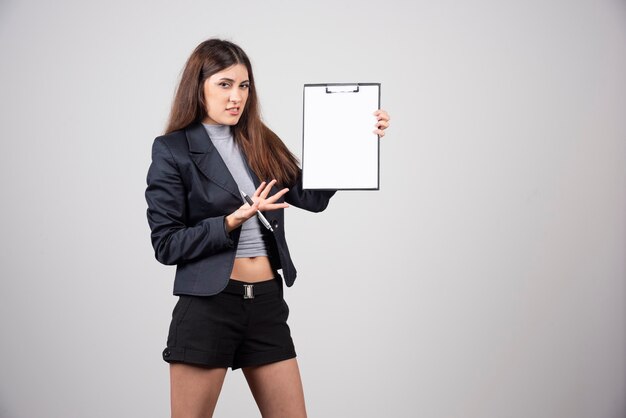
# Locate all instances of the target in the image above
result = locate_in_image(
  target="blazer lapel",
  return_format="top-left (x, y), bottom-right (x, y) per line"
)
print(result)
top-left (243, 158), bottom-right (262, 189)
top-left (186, 122), bottom-right (241, 201)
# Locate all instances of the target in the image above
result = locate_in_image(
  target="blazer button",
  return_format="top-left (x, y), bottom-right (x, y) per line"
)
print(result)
top-left (272, 219), bottom-right (279, 229)
top-left (163, 349), bottom-right (171, 358)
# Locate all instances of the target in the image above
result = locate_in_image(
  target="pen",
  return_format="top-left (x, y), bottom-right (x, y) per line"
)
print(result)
top-left (240, 190), bottom-right (274, 232)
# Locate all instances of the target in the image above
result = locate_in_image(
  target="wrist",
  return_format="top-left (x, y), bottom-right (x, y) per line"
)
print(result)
top-left (224, 214), bottom-right (236, 233)
top-left (225, 211), bottom-right (245, 233)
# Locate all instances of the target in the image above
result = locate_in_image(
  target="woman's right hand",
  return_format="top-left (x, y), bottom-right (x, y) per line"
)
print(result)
top-left (225, 180), bottom-right (289, 232)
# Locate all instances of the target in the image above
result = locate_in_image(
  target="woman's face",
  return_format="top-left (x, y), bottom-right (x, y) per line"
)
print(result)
top-left (202, 63), bottom-right (250, 125)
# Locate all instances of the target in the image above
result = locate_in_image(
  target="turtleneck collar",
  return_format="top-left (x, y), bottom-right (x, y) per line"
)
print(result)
top-left (202, 123), bottom-right (232, 140)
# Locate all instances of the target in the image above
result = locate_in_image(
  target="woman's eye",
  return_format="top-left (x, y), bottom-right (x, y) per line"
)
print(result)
top-left (240, 84), bottom-right (250, 89)
top-left (219, 82), bottom-right (231, 88)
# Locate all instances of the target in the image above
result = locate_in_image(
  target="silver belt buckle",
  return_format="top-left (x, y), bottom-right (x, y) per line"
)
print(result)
top-left (243, 284), bottom-right (255, 299)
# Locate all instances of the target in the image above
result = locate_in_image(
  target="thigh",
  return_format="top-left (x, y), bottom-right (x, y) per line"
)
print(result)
top-left (170, 363), bottom-right (227, 418)
top-left (242, 358), bottom-right (307, 418)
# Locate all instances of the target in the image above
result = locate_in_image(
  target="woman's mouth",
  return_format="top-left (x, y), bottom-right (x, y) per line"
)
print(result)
top-left (227, 107), bottom-right (240, 116)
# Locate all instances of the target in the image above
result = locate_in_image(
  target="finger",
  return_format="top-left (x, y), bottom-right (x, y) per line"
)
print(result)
top-left (376, 120), bottom-right (390, 130)
top-left (373, 129), bottom-right (386, 137)
top-left (260, 179), bottom-right (278, 199)
top-left (373, 109), bottom-right (390, 121)
top-left (267, 187), bottom-right (289, 202)
top-left (264, 187), bottom-right (289, 204)
top-left (253, 182), bottom-right (267, 198)
top-left (262, 203), bottom-right (290, 211)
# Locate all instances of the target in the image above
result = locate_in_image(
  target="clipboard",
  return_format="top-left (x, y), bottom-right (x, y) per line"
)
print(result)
top-left (302, 83), bottom-right (381, 190)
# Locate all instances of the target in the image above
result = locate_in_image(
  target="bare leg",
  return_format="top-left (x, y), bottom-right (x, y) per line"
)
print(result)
top-left (170, 363), bottom-right (228, 418)
top-left (243, 358), bottom-right (307, 418)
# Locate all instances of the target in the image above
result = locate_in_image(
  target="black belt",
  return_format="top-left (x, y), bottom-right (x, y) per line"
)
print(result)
top-left (223, 278), bottom-right (280, 299)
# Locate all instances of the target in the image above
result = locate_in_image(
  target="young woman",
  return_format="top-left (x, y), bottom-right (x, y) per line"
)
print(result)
top-left (146, 38), bottom-right (390, 417)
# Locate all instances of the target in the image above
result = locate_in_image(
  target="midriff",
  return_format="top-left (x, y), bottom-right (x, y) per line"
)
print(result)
top-left (231, 256), bottom-right (275, 283)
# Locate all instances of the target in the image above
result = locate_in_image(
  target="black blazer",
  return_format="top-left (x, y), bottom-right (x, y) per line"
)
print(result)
top-left (145, 122), bottom-right (336, 295)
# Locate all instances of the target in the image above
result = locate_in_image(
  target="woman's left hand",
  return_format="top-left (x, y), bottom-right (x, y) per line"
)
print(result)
top-left (373, 109), bottom-right (390, 137)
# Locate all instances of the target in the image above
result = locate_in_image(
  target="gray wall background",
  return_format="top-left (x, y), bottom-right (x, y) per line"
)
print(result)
top-left (1, 0), bottom-right (625, 417)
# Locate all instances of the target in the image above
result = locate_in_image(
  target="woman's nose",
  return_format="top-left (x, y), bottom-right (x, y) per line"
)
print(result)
top-left (230, 93), bottom-right (241, 103)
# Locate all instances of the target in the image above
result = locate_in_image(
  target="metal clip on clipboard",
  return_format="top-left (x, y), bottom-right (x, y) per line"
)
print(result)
top-left (325, 84), bottom-right (360, 94)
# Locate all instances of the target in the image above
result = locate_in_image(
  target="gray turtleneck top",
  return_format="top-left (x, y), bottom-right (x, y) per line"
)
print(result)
top-left (202, 123), bottom-right (268, 258)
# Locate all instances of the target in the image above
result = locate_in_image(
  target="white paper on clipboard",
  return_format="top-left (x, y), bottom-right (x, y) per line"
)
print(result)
top-left (302, 83), bottom-right (380, 190)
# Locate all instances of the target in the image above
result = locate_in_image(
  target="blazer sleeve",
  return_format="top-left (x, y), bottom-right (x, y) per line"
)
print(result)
top-left (145, 137), bottom-right (234, 265)
top-left (284, 170), bottom-right (337, 212)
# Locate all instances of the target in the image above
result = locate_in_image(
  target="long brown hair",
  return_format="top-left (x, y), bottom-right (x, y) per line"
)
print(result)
top-left (165, 39), bottom-right (299, 187)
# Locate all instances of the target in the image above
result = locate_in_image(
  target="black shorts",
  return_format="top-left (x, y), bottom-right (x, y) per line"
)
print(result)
top-left (162, 277), bottom-right (296, 370)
